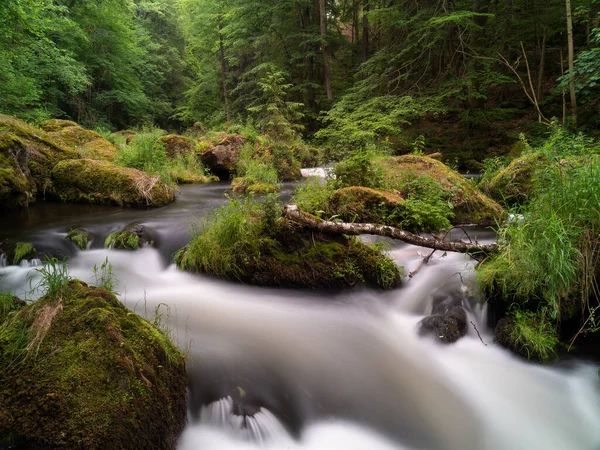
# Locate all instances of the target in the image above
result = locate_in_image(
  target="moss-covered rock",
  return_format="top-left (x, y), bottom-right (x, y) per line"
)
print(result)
top-left (329, 186), bottom-right (406, 226)
top-left (200, 134), bottom-right (245, 179)
top-left (0, 281), bottom-right (187, 449)
top-left (0, 114), bottom-right (78, 189)
top-left (41, 120), bottom-right (116, 160)
top-left (157, 134), bottom-right (195, 158)
top-left (0, 241), bottom-right (38, 266)
top-left (231, 177), bottom-right (279, 194)
top-left (0, 133), bottom-right (37, 209)
top-left (482, 152), bottom-right (549, 206)
top-left (375, 155), bottom-right (504, 225)
top-left (176, 220), bottom-right (403, 289)
top-left (49, 159), bottom-right (175, 207)
top-left (494, 313), bottom-right (558, 362)
top-left (105, 223), bottom-right (154, 250)
top-left (65, 228), bottom-right (94, 250)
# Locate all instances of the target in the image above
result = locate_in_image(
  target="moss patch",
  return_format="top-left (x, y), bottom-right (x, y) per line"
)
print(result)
top-left (41, 120), bottom-right (116, 161)
top-left (65, 228), bottom-right (94, 250)
top-left (49, 159), bottom-right (175, 207)
top-left (0, 133), bottom-right (37, 209)
top-left (329, 186), bottom-right (407, 226)
top-left (12, 242), bottom-right (36, 265)
top-left (105, 223), bottom-right (153, 250)
top-left (375, 155), bottom-right (504, 225)
top-left (482, 152), bottom-right (549, 207)
top-left (231, 177), bottom-right (279, 194)
top-left (0, 281), bottom-right (187, 449)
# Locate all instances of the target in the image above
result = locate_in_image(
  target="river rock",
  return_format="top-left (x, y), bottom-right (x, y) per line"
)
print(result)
top-left (49, 159), bottom-right (175, 207)
top-left (418, 291), bottom-right (467, 343)
top-left (0, 133), bottom-right (37, 209)
top-left (0, 281), bottom-right (187, 449)
top-left (0, 241), bottom-right (37, 266)
top-left (65, 227), bottom-right (94, 250)
top-left (157, 134), bottom-right (195, 158)
top-left (105, 223), bottom-right (154, 250)
top-left (200, 135), bottom-right (245, 179)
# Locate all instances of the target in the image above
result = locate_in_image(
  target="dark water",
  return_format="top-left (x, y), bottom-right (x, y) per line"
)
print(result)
top-left (1, 181), bottom-right (599, 450)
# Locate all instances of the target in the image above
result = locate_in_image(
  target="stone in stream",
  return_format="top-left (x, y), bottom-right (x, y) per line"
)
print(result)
top-left (0, 241), bottom-right (37, 266)
top-left (418, 291), bottom-right (468, 343)
top-left (65, 227), bottom-right (94, 250)
top-left (200, 134), bottom-right (245, 179)
top-left (105, 223), bottom-right (155, 250)
top-left (0, 281), bottom-right (187, 450)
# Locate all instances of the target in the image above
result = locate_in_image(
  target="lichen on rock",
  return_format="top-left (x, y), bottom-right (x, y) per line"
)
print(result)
top-left (0, 281), bottom-right (187, 449)
top-left (49, 159), bottom-right (175, 207)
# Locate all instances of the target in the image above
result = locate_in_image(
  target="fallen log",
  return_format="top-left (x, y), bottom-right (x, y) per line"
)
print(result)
top-left (282, 204), bottom-right (499, 258)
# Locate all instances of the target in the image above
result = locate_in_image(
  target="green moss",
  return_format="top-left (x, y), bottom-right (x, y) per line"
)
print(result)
top-left (375, 155), bottom-right (504, 226)
top-left (329, 186), bottom-right (409, 227)
top-left (231, 177), bottom-right (279, 194)
top-left (105, 224), bottom-right (152, 250)
top-left (41, 120), bottom-right (117, 161)
top-left (13, 242), bottom-right (36, 265)
top-left (66, 228), bottom-right (94, 250)
top-left (157, 134), bottom-right (195, 158)
top-left (0, 294), bottom-right (26, 324)
top-left (50, 159), bottom-right (175, 207)
top-left (0, 281), bottom-right (187, 449)
top-left (482, 152), bottom-right (549, 207)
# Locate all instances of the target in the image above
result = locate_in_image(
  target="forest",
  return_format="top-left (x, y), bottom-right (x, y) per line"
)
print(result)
top-left (1, 1), bottom-right (600, 449)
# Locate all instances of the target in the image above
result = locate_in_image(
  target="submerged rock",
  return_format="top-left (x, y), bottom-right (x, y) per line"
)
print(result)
top-left (41, 119), bottom-right (116, 160)
top-left (0, 281), bottom-right (187, 449)
top-left (49, 159), bottom-right (175, 207)
top-left (375, 155), bottom-right (504, 225)
top-left (0, 133), bottom-right (37, 209)
top-left (482, 152), bottom-right (549, 206)
top-left (105, 223), bottom-right (154, 250)
top-left (65, 227), bottom-right (94, 250)
top-left (418, 292), bottom-right (467, 343)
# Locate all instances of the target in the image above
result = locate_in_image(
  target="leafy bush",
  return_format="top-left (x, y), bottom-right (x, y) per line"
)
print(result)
top-left (333, 149), bottom-right (386, 189)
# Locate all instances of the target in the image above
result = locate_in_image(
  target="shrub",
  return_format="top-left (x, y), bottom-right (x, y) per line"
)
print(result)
top-left (293, 177), bottom-right (336, 216)
top-left (333, 149), bottom-right (386, 189)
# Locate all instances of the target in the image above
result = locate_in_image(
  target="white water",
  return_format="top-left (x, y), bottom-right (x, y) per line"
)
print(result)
top-left (2, 243), bottom-right (599, 450)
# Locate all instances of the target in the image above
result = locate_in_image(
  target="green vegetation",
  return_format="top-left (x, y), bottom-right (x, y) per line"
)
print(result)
top-left (30, 256), bottom-right (72, 300)
top-left (93, 257), bottom-right (119, 294)
top-left (175, 196), bottom-right (403, 289)
top-left (479, 129), bottom-right (600, 360)
top-left (105, 224), bottom-right (152, 251)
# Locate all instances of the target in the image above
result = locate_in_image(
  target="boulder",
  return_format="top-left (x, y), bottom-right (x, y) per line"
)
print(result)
top-left (482, 152), bottom-right (549, 207)
top-left (0, 133), bottom-right (37, 209)
top-left (418, 292), bottom-right (468, 343)
top-left (0, 241), bottom-right (37, 266)
top-left (200, 135), bottom-right (245, 179)
top-left (329, 186), bottom-right (407, 227)
top-left (0, 281), bottom-right (187, 449)
top-left (49, 159), bottom-right (174, 207)
top-left (65, 227), bottom-right (94, 250)
top-left (375, 155), bottom-right (504, 225)
top-left (230, 178), bottom-right (279, 194)
top-left (41, 119), bottom-right (116, 160)
top-left (157, 134), bottom-right (195, 158)
top-left (105, 223), bottom-right (154, 250)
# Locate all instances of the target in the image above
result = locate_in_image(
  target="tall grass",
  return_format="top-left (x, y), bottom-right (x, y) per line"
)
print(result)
top-left (29, 256), bottom-right (72, 299)
top-left (117, 130), bottom-right (168, 176)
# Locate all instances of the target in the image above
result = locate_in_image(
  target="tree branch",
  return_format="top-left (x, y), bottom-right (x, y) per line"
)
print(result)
top-left (282, 205), bottom-right (499, 258)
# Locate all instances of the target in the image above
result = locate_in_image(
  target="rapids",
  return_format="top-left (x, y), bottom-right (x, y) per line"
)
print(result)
top-left (1, 182), bottom-right (599, 450)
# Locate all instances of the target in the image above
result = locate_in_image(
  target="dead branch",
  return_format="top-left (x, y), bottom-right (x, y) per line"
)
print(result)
top-left (470, 321), bottom-right (488, 346)
top-left (282, 205), bottom-right (499, 259)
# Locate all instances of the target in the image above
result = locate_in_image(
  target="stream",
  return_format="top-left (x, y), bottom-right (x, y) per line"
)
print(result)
top-left (1, 181), bottom-right (599, 450)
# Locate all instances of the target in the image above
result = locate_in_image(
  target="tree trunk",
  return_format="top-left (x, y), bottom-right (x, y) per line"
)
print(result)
top-left (566, 0), bottom-right (578, 128)
top-left (218, 19), bottom-right (230, 123)
top-left (282, 205), bottom-right (499, 258)
top-left (362, 0), bottom-right (369, 62)
top-left (319, 0), bottom-right (333, 100)
top-left (537, 26), bottom-right (547, 101)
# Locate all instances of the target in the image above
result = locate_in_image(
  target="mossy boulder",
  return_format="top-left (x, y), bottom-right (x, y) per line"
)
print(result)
top-left (41, 120), bottom-right (116, 160)
top-left (329, 186), bottom-right (407, 226)
top-left (105, 223), bottom-right (154, 250)
top-left (0, 114), bottom-right (78, 188)
top-left (0, 241), bottom-right (37, 266)
top-left (375, 155), bottom-right (504, 225)
top-left (65, 228), bottom-right (94, 250)
top-left (231, 177), bottom-right (279, 194)
top-left (157, 134), bottom-right (195, 158)
top-left (0, 133), bottom-right (37, 209)
top-left (0, 281), bottom-right (187, 449)
top-left (482, 152), bottom-right (549, 206)
top-left (49, 159), bottom-right (175, 207)
top-left (176, 220), bottom-right (403, 289)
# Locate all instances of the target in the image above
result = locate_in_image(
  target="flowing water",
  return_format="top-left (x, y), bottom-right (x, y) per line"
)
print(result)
top-left (1, 182), bottom-right (599, 450)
